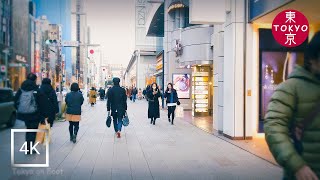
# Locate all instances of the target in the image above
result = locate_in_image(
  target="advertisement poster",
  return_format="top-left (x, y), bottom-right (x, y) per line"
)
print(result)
top-left (173, 74), bottom-right (191, 99)
top-left (260, 51), bottom-right (304, 132)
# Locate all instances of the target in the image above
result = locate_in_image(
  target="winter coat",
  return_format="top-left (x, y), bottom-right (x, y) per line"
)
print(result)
top-left (65, 91), bottom-right (84, 115)
top-left (14, 79), bottom-right (49, 122)
top-left (164, 89), bottom-right (179, 104)
top-left (264, 65), bottom-right (320, 178)
top-left (89, 90), bottom-right (97, 104)
top-left (40, 84), bottom-right (59, 116)
top-left (147, 89), bottom-right (161, 118)
top-left (107, 85), bottom-right (127, 118)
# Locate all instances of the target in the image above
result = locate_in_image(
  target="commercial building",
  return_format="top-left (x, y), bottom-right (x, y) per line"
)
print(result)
top-left (33, 0), bottom-right (73, 84)
top-left (124, 0), bottom-right (163, 90)
top-left (189, 0), bottom-right (320, 139)
top-left (146, 0), bottom-right (214, 115)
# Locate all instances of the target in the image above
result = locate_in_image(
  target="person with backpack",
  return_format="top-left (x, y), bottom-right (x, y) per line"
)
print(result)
top-left (164, 83), bottom-right (180, 125)
top-left (65, 83), bottom-right (84, 143)
top-left (107, 78), bottom-right (127, 138)
top-left (264, 32), bottom-right (320, 180)
top-left (40, 78), bottom-right (59, 127)
top-left (14, 73), bottom-right (49, 154)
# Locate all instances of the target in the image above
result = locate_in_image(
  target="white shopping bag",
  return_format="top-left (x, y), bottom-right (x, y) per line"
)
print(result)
top-left (176, 106), bottom-right (184, 118)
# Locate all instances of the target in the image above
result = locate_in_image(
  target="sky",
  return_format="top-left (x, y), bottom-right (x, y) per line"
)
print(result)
top-left (85, 0), bottom-right (135, 67)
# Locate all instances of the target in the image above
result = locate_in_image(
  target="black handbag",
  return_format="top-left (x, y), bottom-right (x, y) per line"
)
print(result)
top-left (106, 115), bottom-right (112, 128)
top-left (122, 112), bottom-right (129, 127)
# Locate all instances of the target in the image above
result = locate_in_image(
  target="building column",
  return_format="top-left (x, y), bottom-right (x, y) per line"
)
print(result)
top-left (222, 0), bottom-right (246, 139)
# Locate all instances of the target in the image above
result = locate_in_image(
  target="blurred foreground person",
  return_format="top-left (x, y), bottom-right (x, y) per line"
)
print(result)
top-left (65, 83), bottom-right (84, 143)
top-left (14, 73), bottom-right (49, 154)
top-left (264, 32), bottom-right (320, 180)
top-left (107, 78), bottom-right (127, 138)
top-left (40, 78), bottom-right (59, 127)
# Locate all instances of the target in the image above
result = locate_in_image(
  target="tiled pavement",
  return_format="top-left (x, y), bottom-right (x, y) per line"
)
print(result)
top-left (0, 99), bottom-right (282, 180)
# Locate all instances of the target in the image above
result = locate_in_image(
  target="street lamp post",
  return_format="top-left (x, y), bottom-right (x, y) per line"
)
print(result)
top-left (2, 49), bottom-right (9, 88)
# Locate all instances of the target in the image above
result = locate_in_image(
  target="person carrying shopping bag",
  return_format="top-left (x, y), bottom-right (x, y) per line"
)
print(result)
top-left (65, 83), bottom-right (84, 143)
top-left (107, 78), bottom-right (127, 138)
top-left (164, 83), bottom-right (180, 125)
top-left (147, 83), bottom-right (161, 125)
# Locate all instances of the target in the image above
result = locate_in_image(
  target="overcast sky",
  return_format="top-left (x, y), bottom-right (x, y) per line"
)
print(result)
top-left (85, 0), bottom-right (135, 66)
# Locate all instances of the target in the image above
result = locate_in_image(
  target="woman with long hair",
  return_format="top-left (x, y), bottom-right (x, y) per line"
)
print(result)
top-left (147, 82), bottom-right (161, 125)
top-left (164, 83), bottom-right (180, 125)
top-left (65, 83), bottom-right (84, 143)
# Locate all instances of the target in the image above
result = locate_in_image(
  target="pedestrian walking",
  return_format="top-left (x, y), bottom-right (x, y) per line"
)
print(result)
top-left (132, 86), bottom-right (138, 102)
top-left (40, 78), bottom-right (59, 127)
top-left (147, 83), bottom-right (161, 125)
top-left (98, 87), bottom-right (105, 100)
top-left (164, 83), bottom-right (180, 125)
top-left (65, 83), bottom-right (84, 143)
top-left (138, 88), bottom-right (143, 100)
top-left (264, 32), bottom-right (320, 180)
top-left (14, 73), bottom-right (49, 154)
top-left (89, 87), bottom-right (97, 106)
top-left (107, 77), bottom-right (127, 138)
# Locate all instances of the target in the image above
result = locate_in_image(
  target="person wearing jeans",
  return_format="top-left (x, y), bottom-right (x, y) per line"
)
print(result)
top-left (164, 83), bottom-right (179, 125)
top-left (107, 77), bottom-right (127, 138)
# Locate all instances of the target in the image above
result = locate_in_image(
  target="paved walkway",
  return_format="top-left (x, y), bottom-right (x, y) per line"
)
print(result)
top-left (0, 99), bottom-right (282, 180)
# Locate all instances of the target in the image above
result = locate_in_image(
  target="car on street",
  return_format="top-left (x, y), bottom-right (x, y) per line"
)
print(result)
top-left (0, 88), bottom-right (16, 127)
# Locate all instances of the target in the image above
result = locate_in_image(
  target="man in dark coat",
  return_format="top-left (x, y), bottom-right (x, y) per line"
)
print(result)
top-left (40, 78), bottom-right (59, 127)
top-left (107, 77), bottom-right (127, 138)
top-left (14, 73), bottom-right (49, 154)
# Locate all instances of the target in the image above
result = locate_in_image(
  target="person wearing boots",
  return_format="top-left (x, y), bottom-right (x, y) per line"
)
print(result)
top-left (107, 77), bottom-right (127, 138)
top-left (147, 83), bottom-right (161, 125)
top-left (65, 83), bottom-right (84, 143)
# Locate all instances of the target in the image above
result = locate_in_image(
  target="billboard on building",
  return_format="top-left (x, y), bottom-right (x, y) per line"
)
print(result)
top-left (172, 74), bottom-right (191, 99)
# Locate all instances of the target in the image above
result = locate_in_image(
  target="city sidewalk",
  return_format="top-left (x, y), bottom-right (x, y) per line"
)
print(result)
top-left (0, 99), bottom-right (281, 180)
top-left (182, 111), bottom-right (277, 165)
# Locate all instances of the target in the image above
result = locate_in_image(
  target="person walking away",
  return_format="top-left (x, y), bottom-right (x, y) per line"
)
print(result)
top-left (14, 73), bottom-right (49, 154)
top-left (132, 87), bottom-right (138, 102)
top-left (147, 83), bottom-right (161, 125)
top-left (65, 83), bottom-right (84, 143)
top-left (98, 87), bottom-right (105, 100)
top-left (89, 87), bottom-right (97, 106)
top-left (107, 78), bottom-right (127, 138)
top-left (264, 31), bottom-right (320, 180)
top-left (164, 83), bottom-right (180, 125)
top-left (40, 78), bottom-right (59, 127)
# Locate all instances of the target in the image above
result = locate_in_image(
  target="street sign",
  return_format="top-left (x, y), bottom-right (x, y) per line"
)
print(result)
top-left (0, 65), bottom-right (6, 72)
top-left (62, 41), bottom-right (79, 47)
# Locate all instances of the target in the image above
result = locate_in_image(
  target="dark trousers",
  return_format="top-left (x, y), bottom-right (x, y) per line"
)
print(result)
top-left (48, 113), bottom-right (55, 127)
top-left (25, 120), bottom-right (39, 151)
top-left (69, 121), bottom-right (79, 137)
top-left (112, 115), bottom-right (123, 132)
top-left (168, 106), bottom-right (176, 122)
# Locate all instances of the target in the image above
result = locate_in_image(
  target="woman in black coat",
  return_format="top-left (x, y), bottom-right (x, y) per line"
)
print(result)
top-left (40, 78), bottom-right (59, 127)
top-left (147, 82), bottom-right (161, 125)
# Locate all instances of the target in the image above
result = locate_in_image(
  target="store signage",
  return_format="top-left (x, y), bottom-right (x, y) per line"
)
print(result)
top-left (193, 72), bottom-right (209, 77)
top-left (156, 54), bottom-right (163, 71)
top-left (62, 41), bottom-right (79, 47)
top-left (168, 2), bottom-right (186, 13)
top-left (272, 9), bottom-right (309, 47)
top-left (249, 0), bottom-right (294, 21)
top-left (0, 65), bottom-right (6, 72)
top-left (16, 55), bottom-right (27, 63)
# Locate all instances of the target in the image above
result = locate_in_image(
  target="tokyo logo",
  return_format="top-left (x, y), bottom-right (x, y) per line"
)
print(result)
top-left (272, 9), bottom-right (309, 47)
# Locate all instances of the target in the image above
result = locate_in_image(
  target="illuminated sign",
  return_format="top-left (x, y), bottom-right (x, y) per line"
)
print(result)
top-left (167, 2), bottom-right (186, 13)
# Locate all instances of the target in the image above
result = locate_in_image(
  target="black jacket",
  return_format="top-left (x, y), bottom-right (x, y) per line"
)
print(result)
top-left (107, 85), bottom-right (127, 118)
top-left (65, 91), bottom-right (84, 115)
top-left (147, 89), bottom-right (161, 118)
top-left (164, 89), bottom-right (179, 104)
top-left (14, 79), bottom-right (49, 122)
top-left (40, 84), bottom-right (59, 115)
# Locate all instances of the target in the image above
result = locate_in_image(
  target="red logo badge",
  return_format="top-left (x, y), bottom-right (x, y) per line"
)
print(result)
top-left (272, 9), bottom-right (309, 47)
